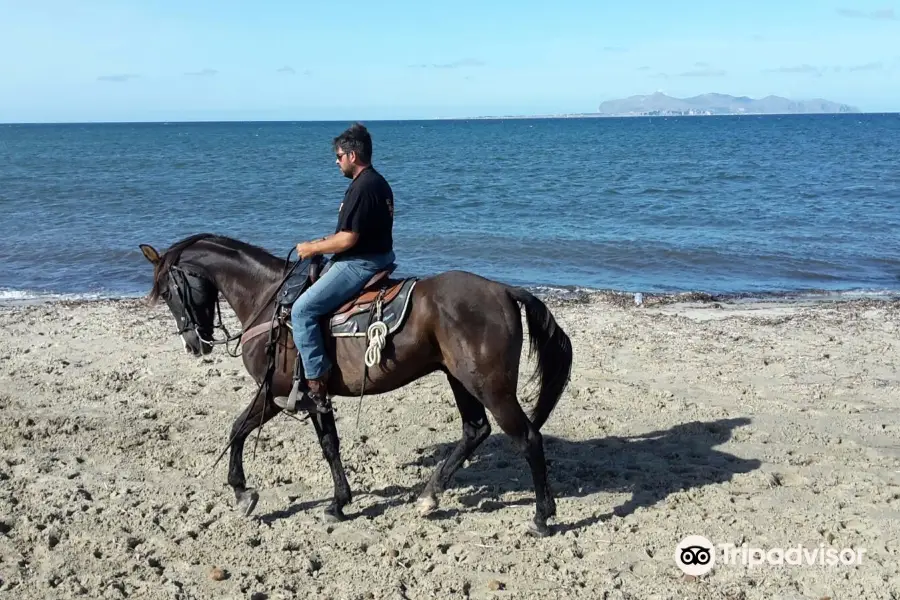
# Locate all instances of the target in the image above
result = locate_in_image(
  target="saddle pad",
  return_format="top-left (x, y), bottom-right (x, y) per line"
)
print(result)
top-left (329, 278), bottom-right (418, 338)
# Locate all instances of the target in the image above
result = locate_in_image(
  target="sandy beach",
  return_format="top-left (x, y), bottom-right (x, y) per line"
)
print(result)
top-left (1, 291), bottom-right (899, 599)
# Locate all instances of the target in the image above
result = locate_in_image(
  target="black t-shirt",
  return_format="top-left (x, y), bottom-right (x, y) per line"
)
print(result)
top-left (333, 166), bottom-right (394, 259)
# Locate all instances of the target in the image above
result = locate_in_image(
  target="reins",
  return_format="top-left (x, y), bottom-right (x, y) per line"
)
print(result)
top-left (189, 247), bottom-right (313, 476)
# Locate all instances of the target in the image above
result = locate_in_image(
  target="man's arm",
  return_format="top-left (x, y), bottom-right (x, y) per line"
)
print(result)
top-left (309, 231), bottom-right (359, 255)
top-left (297, 231), bottom-right (358, 258)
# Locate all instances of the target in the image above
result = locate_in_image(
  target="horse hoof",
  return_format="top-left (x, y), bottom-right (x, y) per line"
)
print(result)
top-left (526, 520), bottom-right (552, 538)
top-left (236, 489), bottom-right (259, 517)
top-left (417, 495), bottom-right (438, 516)
top-left (323, 507), bottom-right (346, 523)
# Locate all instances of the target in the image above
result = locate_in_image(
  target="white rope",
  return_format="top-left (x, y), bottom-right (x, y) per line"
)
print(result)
top-left (365, 321), bottom-right (388, 368)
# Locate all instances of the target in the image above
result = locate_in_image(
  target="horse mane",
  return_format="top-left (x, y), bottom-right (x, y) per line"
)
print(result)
top-left (148, 232), bottom-right (284, 302)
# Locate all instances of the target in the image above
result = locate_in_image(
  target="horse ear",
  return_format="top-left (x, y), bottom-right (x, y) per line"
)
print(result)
top-left (139, 244), bottom-right (160, 264)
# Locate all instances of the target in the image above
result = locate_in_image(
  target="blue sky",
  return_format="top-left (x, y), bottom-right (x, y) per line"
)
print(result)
top-left (1, 1), bottom-right (897, 122)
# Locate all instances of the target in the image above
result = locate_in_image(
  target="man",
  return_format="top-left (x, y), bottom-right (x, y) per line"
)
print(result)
top-left (275, 122), bottom-right (396, 414)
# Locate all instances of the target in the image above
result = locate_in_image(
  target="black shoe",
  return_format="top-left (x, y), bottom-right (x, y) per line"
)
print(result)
top-left (307, 376), bottom-right (332, 414)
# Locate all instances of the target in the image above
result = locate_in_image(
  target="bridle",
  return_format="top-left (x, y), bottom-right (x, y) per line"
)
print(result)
top-left (161, 249), bottom-right (308, 359)
top-left (166, 264), bottom-right (242, 357)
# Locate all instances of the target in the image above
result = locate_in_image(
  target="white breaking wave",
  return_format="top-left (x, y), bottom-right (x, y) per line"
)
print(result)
top-left (0, 288), bottom-right (143, 305)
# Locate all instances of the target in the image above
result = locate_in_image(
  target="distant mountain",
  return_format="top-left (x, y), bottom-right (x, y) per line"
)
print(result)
top-left (597, 92), bottom-right (860, 116)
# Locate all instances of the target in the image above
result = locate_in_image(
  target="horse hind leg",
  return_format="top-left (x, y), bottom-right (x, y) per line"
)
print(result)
top-left (417, 374), bottom-right (491, 515)
top-left (485, 391), bottom-right (556, 537)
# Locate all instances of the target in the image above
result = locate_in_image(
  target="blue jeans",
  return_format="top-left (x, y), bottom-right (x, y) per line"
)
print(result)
top-left (290, 251), bottom-right (395, 379)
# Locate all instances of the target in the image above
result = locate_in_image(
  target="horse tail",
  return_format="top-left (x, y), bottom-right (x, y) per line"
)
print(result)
top-left (506, 287), bottom-right (573, 431)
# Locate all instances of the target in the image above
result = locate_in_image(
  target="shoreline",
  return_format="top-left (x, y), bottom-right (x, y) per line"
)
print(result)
top-left (3, 284), bottom-right (899, 311)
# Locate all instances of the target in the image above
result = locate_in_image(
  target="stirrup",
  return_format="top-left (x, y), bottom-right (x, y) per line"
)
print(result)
top-left (274, 355), bottom-right (310, 413)
top-left (273, 380), bottom-right (315, 413)
top-left (273, 380), bottom-right (332, 414)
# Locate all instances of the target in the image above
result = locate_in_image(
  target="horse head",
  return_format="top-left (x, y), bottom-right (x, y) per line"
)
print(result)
top-left (139, 237), bottom-right (219, 356)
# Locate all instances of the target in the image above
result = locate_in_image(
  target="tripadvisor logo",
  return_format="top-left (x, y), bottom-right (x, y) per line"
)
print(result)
top-left (675, 535), bottom-right (716, 576)
top-left (674, 535), bottom-right (866, 575)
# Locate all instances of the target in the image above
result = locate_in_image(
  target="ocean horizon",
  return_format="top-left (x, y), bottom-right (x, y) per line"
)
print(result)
top-left (4, 110), bottom-right (900, 125)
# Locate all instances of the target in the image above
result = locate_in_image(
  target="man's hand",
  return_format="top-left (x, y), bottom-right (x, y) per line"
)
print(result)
top-left (296, 241), bottom-right (318, 259)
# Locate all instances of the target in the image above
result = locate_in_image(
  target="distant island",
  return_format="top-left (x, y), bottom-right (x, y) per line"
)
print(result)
top-left (461, 92), bottom-right (861, 120)
top-left (595, 92), bottom-right (860, 117)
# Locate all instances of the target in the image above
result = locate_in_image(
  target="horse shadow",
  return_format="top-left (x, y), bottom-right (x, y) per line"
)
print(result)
top-left (365, 417), bottom-right (761, 533)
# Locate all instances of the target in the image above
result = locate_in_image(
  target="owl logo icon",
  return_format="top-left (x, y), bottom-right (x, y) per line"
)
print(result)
top-left (675, 535), bottom-right (716, 576)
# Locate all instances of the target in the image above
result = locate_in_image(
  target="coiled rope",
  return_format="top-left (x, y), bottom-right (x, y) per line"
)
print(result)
top-left (365, 321), bottom-right (388, 367)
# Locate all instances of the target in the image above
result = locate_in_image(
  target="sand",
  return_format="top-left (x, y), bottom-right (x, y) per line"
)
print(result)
top-left (1, 292), bottom-right (899, 599)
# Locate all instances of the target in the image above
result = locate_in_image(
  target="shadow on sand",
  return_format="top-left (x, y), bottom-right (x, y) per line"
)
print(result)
top-left (374, 416), bottom-right (761, 533)
top-left (258, 417), bottom-right (761, 533)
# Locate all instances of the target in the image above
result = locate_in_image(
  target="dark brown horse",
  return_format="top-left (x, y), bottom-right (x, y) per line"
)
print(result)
top-left (139, 233), bottom-right (573, 536)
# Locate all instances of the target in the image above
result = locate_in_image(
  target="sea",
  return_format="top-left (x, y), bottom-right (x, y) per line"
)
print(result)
top-left (2, 114), bottom-right (899, 304)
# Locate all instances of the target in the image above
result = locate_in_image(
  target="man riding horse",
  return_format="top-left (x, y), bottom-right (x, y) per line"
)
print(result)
top-left (274, 122), bottom-right (396, 415)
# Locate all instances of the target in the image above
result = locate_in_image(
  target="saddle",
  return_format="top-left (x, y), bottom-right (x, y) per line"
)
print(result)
top-left (245, 256), bottom-right (417, 347)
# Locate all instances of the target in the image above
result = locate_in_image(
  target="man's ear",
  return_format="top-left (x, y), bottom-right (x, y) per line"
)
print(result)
top-left (139, 244), bottom-right (160, 264)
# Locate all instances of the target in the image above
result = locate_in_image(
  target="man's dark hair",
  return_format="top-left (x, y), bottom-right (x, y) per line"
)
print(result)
top-left (333, 122), bottom-right (372, 164)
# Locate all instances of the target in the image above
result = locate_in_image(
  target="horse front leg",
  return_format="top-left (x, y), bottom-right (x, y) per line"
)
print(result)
top-left (310, 410), bottom-right (352, 521)
top-left (227, 391), bottom-right (281, 516)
